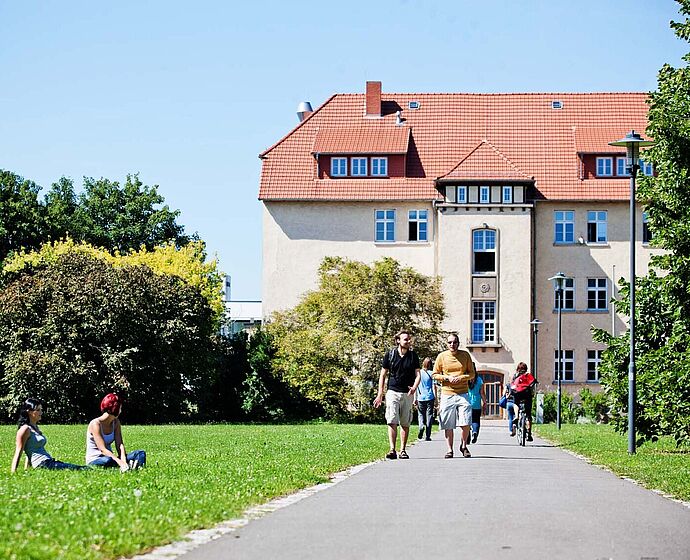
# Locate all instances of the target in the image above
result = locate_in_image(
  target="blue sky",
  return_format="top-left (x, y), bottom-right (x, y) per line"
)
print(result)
top-left (0, 1), bottom-right (686, 299)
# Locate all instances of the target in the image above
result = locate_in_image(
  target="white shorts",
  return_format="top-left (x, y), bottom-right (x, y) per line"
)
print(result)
top-left (385, 390), bottom-right (413, 427)
top-left (438, 393), bottom-right (472, 430)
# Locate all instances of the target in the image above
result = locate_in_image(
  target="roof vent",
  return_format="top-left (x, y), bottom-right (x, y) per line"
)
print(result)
top-left (551, 100), bottom-right (563, 109)
top-left (408, 101), bottom-right (420, 110)
top-left (297, 101), bottom-right (313, 122)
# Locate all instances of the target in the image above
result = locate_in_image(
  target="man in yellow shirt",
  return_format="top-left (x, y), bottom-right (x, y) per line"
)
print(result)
top-left (433, 332), bottom-right (476, 458)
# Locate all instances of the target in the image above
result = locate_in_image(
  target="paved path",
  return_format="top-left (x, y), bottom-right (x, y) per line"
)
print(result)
top-left (178, 421), bottom-right (690, 560)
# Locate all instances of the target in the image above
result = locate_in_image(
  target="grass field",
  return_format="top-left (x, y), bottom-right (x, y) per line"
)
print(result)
top-left (0, 423), bottom-right (385, 560)
top-left (536, 423), bottom-right (690, 503)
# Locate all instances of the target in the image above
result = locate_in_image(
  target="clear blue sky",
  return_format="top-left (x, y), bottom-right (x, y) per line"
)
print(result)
top-left (1, 1), bottom-right (686, 300)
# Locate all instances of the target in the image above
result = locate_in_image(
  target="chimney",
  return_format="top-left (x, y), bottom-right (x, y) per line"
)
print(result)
top-left (365, 81), bottom-right (381, 118)
top-left (297, 101), bottom-right (313, 122)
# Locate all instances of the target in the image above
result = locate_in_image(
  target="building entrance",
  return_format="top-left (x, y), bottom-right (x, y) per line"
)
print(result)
top-left (479, 371), bottom-right (504, 418)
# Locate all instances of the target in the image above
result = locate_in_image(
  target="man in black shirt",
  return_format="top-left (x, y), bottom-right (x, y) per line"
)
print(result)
top-left (373, 330), bottom-right (421, 459)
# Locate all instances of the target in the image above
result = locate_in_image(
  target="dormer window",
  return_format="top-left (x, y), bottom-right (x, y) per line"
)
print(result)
top-left (372, 157), bottom-right (388, 176)
top-left (331, 157), bottom-right (347, 177)
top-left (351, 157), bottom-right (368, 176)
top-left (596, 157), bottom-right (613, 177)
top-left (616, 157), bottom-right (630, 177)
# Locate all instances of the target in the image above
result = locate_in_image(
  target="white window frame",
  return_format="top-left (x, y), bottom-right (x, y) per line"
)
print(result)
top-left (587, 278), bottom-right (608, 311)
top-left (587, 350), bottom-right (602, 382)
top-left (408, 209), bottom-right (428, 242)
top-left (554, 278), bottom-right (574, 310)
top-left (642, 211), bottom-right (652, 244)
top-left (331, 157), bottom-right (347, 177)
top-left (375, 209), bottom-right (395, 243)
top-left (502, 186), bottom-right (512, 204)
top-left (587, 211), bottom-right (608, 243)
top-left (371, 157), bottom-right (388, 177)
top-left (472, 301), bottom-right (496, 344)
top-left (351, 157), bottom-right (368, 177)
top-left (596, 157), bottom-right (613, 177)
top-left (639, 158), bottom-right (653, 176)
top-left (554, 349), bottom-right (574, 382)
top-left (554, 210), bottom-right (575, 244)
top-left (473, 229), bottom-right (497, 274)
top-left (480, 186), bottom-right (490, 204)
top-left (457, 186), bottom-right (467, 203)
top-left (616, 157), bottom-right (630, 177)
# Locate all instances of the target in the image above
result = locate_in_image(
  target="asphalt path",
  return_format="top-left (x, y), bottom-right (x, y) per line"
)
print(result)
top-left (177, 421), bottom-right (690, 560)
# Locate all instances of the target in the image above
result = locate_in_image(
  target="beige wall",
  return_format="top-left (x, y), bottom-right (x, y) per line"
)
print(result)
top-left (262, 201), bottom-right (435, 315)
top-left (533, 201), bottom-right (661, 395)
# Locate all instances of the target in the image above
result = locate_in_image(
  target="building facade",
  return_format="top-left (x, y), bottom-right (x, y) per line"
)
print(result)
top-left (259, 81), bottom-right (657, 413)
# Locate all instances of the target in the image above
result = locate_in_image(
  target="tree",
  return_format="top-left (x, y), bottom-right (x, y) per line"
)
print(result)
top-left (0, 251), bottom-right (216, 423)
top-left (0, 170), bottom-right (45, 263)
top-left (593, 1), bottom-right (690, 446)
top-left (267, 257), bottom-right (445, 420)
top-left (43, 177), bottom-right (79, 242)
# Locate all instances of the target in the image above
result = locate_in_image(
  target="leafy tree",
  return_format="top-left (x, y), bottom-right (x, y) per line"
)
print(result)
top-left (43, 177), bottom-right (79, 242)
top-left (267, 257), bottom-right (445, 420)
top-left (593, 1), bottom-right (690, 446)
top-left (0, 251), bottom-right (215, 423)
top-left (0, 170), bottom-right (45, 263)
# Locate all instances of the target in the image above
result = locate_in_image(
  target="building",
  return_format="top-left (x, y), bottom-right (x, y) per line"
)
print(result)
top-left (219, 274), bottom-right (262, 336)
top-left (258, 81), bottom-right (658, 415)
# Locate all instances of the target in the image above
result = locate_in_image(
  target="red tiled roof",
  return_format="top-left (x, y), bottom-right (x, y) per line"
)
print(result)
top-left (259, 90), bottom-right (649, 201)
top-left (312, 125), bottom-right (409, 154)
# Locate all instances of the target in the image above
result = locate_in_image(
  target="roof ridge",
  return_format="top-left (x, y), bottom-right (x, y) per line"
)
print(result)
top-left (332, 91), bottom-right (648, 97)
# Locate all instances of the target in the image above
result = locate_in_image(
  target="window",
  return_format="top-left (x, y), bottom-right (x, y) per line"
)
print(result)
top-left (616, 157), bottom-right (630, 177)
top-left (587, 211), bottom-right (608, 243)
top-left (375, 210), bottom-right (395, 242)
top-left (639, 158), bottom-right (653, 176)
top-left (371, 157), bottom-right (388, 176)
top-left (457, 186), bottom-right (467, 203)
top-left (596, 157), bottom-right (613, 177)
top-left (408, 210), bottom-right (428, 242)
top-left (473, 229), bottom-right (496, 273)
top-left (587, 278), bottom-right (608, 310)
top-left (480, 186), bottom-right (490, 204)
top-left (554, 278), bottom-right (574, 310)
top-left (554, 211), bottom-right (575, 244)
top-left (502, 186), bottom-right (512, 204)
top-left (351, 157), bottom-right (368, 176)
top-left (554, 350), bottom-right (574, 381)
top-left (643, 212), bottom-right (652, 244)
top-left (472, 301), bottom-right (496, 343)
top-left (331, 157), bottom-right (347, 176)
top-left (587, 350), bottom-right (602, 382)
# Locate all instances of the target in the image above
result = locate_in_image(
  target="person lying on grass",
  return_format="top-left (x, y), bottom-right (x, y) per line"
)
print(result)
top-left (86, 393), bottom-right (146, 471)
top-left (11, 397), bottom-right (87, 472)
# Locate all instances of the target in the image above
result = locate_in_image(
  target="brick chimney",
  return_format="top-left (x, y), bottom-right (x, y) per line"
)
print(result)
top-left (365, 81), bottom-right (382, 118)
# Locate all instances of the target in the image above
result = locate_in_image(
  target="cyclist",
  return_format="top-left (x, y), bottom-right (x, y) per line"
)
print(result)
top-left (509, 362), bottom-right (536, 441)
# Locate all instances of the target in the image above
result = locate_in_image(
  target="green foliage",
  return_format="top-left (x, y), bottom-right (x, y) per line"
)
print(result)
top-left (578, 388), bottom-right (609, 423)
top-left (0, 423), bottom-right (386, 560)
top-left (541, 391), bottom-right (576, 424)
top-left (593, 3), bottom-right (690, 447)
top-left (0, 252), bottom-right (215, 423)
top-left (267, 257), bottom-right (445, 420)
top-left (0, 170), bottom-right (45, 263)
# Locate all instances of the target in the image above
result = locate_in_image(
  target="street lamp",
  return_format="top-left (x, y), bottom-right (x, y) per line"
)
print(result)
top-left (529, 319), bottom-right (542, 383)
top-left (549, 272), bottom-right (567, 430)
top-left (609, 130), bottom-right (654, 455)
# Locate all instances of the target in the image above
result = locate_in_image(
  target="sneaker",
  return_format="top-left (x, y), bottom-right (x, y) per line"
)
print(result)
top-left (460, 446), bottom-right (472, 458)
top-left (399, 449), bottom-right (409, 459)
top-left (385, 450), bottom-right (397, 460)
top-left (418, 428), bottom-right (424, 440)
top-left (527, 433), bottom-right (534, 442)
top-left (425, 437), bottom-right (432, 441)
top-left (471, 432), bottom-right (478, 444)
top-left (510, 427), bottom-right (516, 437)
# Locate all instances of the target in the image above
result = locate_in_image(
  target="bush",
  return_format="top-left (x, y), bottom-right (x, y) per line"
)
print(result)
top-left (541, 391), bottom-right (577, 424)
top-left (579, 387), bottom-right (609, 423)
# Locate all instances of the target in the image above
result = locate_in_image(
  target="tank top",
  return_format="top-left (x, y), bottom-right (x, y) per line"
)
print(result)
top-left (24, 425), bottom-right (52, 467)
top-left (85, 422), bottom-right (116, 464)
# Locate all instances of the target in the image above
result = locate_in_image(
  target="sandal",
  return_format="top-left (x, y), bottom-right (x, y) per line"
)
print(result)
top-left (399, 449), bottom-right (409, 459)
top-left (385, 449), bottom-right (397, 460)
top-left (444, 450), bottom-right (454, 459)
top-left (461, 446), bottom-right (472, 458)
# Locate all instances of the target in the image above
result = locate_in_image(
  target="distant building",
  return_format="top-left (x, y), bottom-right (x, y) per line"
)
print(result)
top-left (258, 81), bottom-right (659, 415)
top-left (219, 275), bottom-right (262, 336)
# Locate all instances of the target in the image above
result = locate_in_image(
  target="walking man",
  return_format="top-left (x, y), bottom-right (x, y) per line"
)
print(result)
top-left (433, 332), bottom-right (476, 458)
top-left (373, 330), bottom-right (421, 459)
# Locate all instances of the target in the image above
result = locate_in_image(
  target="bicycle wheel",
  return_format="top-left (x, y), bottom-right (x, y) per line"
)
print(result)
top-left (519, 412), bottom-right (527, 446)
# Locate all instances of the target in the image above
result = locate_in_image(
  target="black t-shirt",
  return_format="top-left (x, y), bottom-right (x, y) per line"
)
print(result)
top-left (382, 348), bottom-right (420, 393)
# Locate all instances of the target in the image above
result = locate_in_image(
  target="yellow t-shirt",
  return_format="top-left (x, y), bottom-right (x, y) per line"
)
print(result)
top-left (432, 349), bottom-right (476, 395)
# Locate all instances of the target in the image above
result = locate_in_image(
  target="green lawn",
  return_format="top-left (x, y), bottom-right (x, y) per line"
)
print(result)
top-left (0, 424), bottom-right (385, 560)
top-left (536, 423), bottom-right (690, 503)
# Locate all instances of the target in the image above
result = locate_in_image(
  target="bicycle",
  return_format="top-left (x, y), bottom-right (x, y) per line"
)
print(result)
top-left (515, 402), bottom-right (528, 447)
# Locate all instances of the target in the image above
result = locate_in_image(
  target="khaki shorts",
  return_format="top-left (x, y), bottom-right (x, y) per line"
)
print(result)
top-left (438, 393), bottom-right (472, 430)
top-left (385, 390), bottom-right (413, 427)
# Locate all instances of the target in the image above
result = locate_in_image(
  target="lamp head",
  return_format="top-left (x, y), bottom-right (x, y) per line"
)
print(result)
top-left (548, 272), bottom-right (567, 291)
top-left (609, 130), bottom-right (654, 166)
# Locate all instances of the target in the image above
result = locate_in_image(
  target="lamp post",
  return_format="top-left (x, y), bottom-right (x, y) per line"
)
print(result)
top-left (549, 272), bottom-right (567, 430)
top-left (530, 319), bottom-right (542, 383)
top-left (609, 130), bottom-right (654, 455)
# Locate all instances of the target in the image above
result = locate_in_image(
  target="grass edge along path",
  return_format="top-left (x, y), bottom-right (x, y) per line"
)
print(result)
top-left (535, 423), bottom-right (690, 505)
top-left (0, 423), bottom-right (386, 560)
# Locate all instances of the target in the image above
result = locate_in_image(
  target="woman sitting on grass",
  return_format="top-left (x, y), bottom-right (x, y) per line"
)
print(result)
top-left (86, 393), bottom-right (146, 471)
top-left (11, 397), bottom-right (86, 472)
